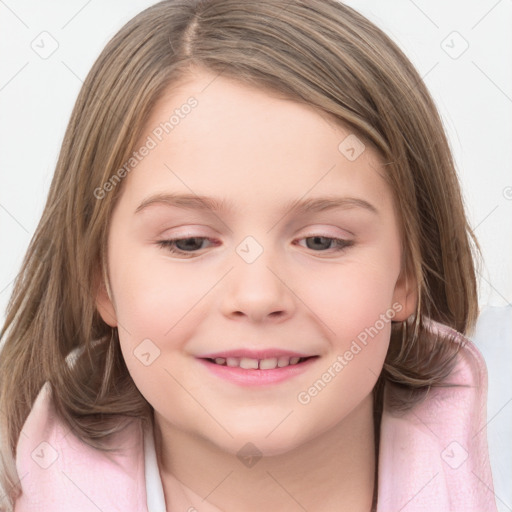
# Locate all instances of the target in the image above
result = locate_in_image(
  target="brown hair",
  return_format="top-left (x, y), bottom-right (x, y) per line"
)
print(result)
top-left (0, 0), bottom-right (481, 507)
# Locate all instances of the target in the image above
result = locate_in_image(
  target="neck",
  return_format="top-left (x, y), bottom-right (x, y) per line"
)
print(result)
top-left (155, 393), bottom-right (377, 512)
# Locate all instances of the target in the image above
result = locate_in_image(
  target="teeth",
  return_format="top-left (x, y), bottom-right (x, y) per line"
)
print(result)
top-left (259, 358), bottom-right (278, 370)
top-left (239, 357), bottom-right (259, 369)
top-left (277, 356), bottom-right (290, 367)
top-left (212, 356), bottom-right (305, 369)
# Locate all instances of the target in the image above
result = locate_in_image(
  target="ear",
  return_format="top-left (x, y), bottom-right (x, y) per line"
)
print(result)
top-left (391, 262), bottom-right (418, 322)
top-left (93, 266), bottom-right (118, 328)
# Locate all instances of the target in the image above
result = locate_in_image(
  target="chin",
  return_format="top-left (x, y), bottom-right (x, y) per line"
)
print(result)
top-left (205, 423), bottom-right (314, 460)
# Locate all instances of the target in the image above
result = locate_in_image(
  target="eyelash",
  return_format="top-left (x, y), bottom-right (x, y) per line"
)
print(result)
top-left (156, 235), bottom-right (354, 258)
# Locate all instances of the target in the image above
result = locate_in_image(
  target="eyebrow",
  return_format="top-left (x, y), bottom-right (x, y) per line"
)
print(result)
top-left (134, 193), bottom-right (379, 216)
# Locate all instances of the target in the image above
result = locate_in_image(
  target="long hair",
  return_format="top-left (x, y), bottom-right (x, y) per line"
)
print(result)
top-left (0, 0), bottom-right (481, 507)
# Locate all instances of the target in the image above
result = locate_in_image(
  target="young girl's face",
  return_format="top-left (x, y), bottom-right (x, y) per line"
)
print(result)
top-left (96, 68), bottom-right (416, 456)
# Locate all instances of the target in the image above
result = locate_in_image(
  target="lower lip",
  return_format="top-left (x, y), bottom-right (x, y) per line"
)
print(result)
top-left (197, 357), bottom-right (318, 386)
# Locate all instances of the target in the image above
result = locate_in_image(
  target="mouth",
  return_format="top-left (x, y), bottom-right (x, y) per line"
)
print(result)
top-left (203, 355), bottom-right (316, 370)
top-left (196, 355), bottom-right (320, 386)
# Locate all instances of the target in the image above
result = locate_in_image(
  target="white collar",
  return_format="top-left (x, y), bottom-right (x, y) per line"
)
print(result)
top-left (144, 423), bottom-right (167, 512)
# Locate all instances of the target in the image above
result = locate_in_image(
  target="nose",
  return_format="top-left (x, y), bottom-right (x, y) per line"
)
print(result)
top-left (220, 240), bottom-right (296, 324)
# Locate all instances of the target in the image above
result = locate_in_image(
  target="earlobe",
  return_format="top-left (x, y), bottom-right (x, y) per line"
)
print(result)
top-left (391, 266), bottom-right (418, 322)
top-left (94, 269), bottom-right (118, 328)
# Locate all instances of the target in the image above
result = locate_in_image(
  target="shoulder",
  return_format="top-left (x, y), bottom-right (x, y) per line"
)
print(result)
top-left (14, 382), bottom-right (148, 511)
top-left (376, 319), bottom-right (497, 512)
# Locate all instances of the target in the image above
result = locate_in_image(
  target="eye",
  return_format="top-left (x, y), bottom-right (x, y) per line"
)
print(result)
top-left (156, 235), bottom-right (353, 258)
top-left (156, 237), bottom-right (217, 258)
top-left (294, 235), bottom-right (354, 253)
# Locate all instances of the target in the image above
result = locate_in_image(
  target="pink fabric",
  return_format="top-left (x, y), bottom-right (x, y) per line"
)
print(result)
top-left (377, 321), bottom-right (497, 511)
top-left (14, 385), bottom-right (147, 511)
top-left (14, 320), bottom-right (497, 511)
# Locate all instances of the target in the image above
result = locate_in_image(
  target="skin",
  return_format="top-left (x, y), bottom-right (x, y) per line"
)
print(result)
top-left (96, 68), bottom-right (417, 512)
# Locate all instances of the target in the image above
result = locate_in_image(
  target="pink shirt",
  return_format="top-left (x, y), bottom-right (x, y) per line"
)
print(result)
top-left (13, 320), bottom-right (497, 511)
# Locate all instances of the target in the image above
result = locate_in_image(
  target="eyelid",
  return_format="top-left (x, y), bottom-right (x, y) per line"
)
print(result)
top-left (299, 227), bottom-right (353, 239)
top-left (156, 232), bottom-right (355, 258)
top-left (157, 226), bottom-right (353, 243)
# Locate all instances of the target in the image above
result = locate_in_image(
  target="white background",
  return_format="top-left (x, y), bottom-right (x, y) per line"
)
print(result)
top-left (1, 0), bottom-right (511, 509)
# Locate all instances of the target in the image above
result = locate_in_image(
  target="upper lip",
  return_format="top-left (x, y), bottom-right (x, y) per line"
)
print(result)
top-left (198, 349), bottom-right (316, 360)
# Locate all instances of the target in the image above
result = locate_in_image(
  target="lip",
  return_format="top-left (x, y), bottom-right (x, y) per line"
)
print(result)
top-left (198, 349), bottom-right (314, 360)
top-left (197, 355), bottom-right (319, 386)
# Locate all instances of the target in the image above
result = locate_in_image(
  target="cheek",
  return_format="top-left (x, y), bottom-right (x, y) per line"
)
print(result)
top-left (293, 259), bottom-right (396, 428)
top-left (109, 241), bottom-right (202, 341)
top-left (294, 248), bottom-right (399, 391)
top-left (107, 245), bottom-right (203, 397)
top-left (299, 255), bottom-right (400, 342)
top-left (108, 232), bottom-right (242, 397)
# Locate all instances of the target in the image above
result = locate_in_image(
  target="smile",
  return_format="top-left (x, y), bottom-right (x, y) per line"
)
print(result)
top-left (197, 356), bottom-right (319, 386)
top-left (207, 355), bottom-right (311, 369)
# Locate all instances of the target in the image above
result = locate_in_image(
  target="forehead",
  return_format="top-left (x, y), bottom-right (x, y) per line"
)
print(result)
top-left (118, 70), bottom-right (396, 221)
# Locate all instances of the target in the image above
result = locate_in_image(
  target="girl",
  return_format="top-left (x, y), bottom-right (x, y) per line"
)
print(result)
top-left (0, 0), bottom-right (498, 510)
